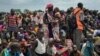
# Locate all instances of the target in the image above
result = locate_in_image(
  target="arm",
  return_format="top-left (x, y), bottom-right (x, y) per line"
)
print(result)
top-left (80, 13), bottom-right (85, 26)
top-left (57, 47), bottom-right (68, 55)
top-left (93, 30), bottom-right (97, 37)
top-left (5, 15), bottom-right (8, 27)
top-left (31, 40), bottom-right (38, 52)
top-left (15, 16), bottom-right (18, 26)
top-left (77, 50), bottom-right (82, 56)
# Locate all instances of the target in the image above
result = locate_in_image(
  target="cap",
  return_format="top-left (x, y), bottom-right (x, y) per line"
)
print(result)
top-left (46, 3), bottom-right (53, 9)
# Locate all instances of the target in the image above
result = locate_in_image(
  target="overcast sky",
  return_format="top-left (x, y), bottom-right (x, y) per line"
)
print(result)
top-left (0, 0), bottom-right (100, 12)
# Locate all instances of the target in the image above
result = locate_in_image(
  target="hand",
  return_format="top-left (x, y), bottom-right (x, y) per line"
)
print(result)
top-left (25, 43), bottom-right (31, 46)
top-left (63, 46), bottom-right (68, 50)
top-left (68, 47), bottom-right (73, 51)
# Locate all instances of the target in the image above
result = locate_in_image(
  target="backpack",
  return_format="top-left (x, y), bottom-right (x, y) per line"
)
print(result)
top-left (68, 10), bottom-right (80, 30)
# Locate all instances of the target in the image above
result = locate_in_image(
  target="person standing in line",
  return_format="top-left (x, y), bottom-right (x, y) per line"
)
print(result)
top-left (73, 3), bottom-right (85, 50)
top-left (43, 4), bottom-right (54, 39)
top-left (7, 9), bottom-right (18, 40)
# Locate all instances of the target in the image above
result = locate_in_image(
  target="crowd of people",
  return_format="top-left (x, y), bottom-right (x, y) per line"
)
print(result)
top-left (0, 2), bottom-right (100, 56)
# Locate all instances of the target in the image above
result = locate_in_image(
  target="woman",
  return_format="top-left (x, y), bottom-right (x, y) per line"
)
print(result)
top-left (55, 39), bottom-right (73, 56)
top-left (47, 40), bottom-right (57, 56)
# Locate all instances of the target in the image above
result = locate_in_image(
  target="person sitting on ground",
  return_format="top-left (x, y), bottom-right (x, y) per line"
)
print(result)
top-left (55, 39), bottom-right (73, 56)
top-left (0, 40), bottom-right (10, 56)
top-left (70, 45), bottom-right (82, 56)
top-left (47, 40), bottom-right (57, 56)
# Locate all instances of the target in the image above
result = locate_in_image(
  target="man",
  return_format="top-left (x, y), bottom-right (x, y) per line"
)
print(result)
top-left (81, 36), bottom-right (94, 56)
top-left (10, 40), bottom-right (21, 56)
top-left (73, 3), bottom-right (84, 50)
top-left (32, 30), bottom-right (46, 56)
top-left (70, 45), bottom-right (82, 56)
top-left (43, 3), bottom-right (54, 38)
top-left (7, 9), bottom-right (18, 39)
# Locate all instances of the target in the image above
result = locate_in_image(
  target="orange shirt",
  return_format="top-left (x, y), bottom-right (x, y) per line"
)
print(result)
top-left (74, 7), bottom-right (84, 31)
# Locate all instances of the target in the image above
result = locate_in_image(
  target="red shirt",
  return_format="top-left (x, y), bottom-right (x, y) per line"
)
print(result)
top-left (8, 15), bottom-right (17, 26)
top-left (56, 47), bottom-right (69, 56)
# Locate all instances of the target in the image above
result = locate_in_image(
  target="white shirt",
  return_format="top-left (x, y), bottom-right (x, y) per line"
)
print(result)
top-left (35, 38), bottom-right (46, 54)
top-left (33, 17), bottom-right (39, 25)
top-left (38, 18), bottom-right (43, 24)
top-left (93, 29), bottom-right (100, 37)
top-left (53, 27), bottom-right (59, 40)
top-left (52, 46), bottom-right (57, 55)
top-left (20, 53), bottom-right (24, 56)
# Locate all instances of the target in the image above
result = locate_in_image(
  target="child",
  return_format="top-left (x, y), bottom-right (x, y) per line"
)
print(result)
top-left (55, 39), bottom-right (73, 56)
top-left (47, 40), bottom-right (57, 56)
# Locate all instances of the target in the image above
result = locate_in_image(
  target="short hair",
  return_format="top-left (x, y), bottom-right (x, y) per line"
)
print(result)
top-left (54, 7), bottom-right (60, 14)
top-left (77, 2), bottom-right (83, 9)
top-left (37, 30), bottom-right (44, 37)
top-left (33, 11), bottom-right (37, 17)
top-left (10, 9), bottom-right (15, 13)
